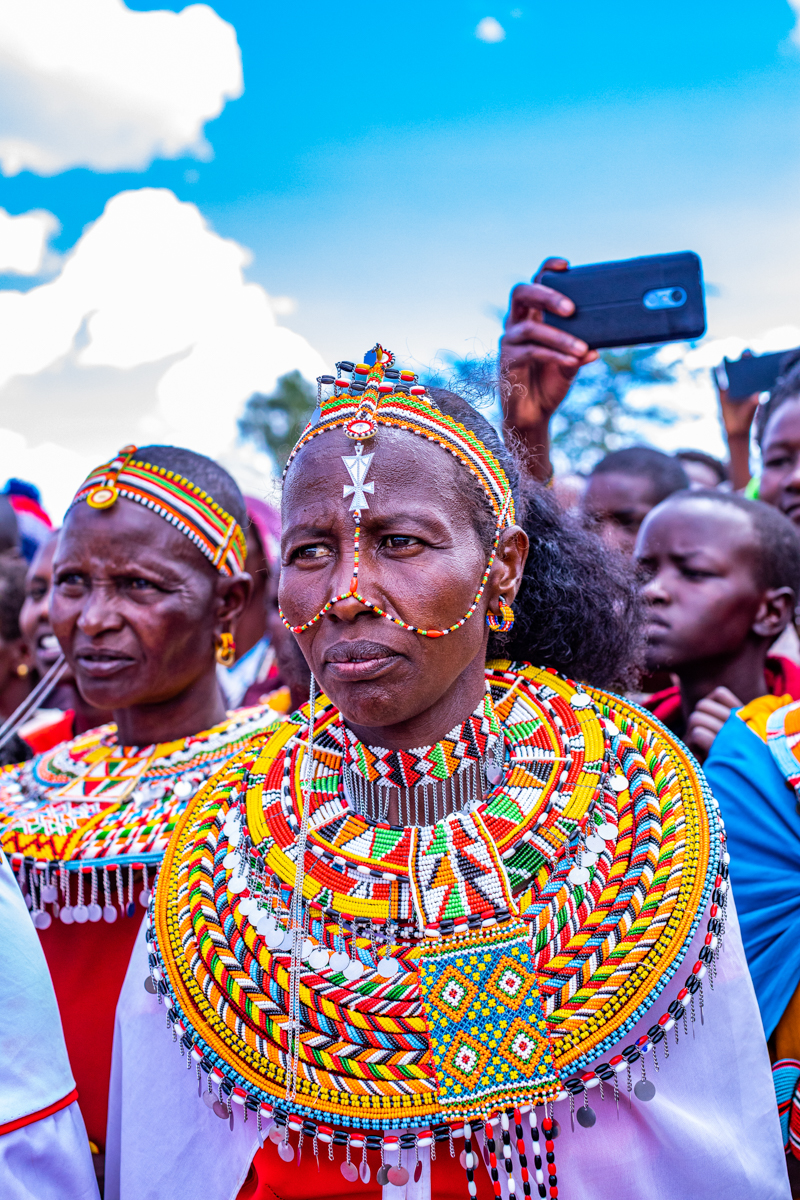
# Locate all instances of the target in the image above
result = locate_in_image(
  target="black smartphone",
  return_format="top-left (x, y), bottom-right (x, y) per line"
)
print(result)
top-left (714, 349), bottom-right (799, 401)
top-left (540, 252), bottom-right (706, 350)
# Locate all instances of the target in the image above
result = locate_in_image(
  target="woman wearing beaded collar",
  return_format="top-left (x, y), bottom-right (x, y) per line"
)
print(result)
top-left (119, 354), bottom-right (787, 1200)
top-left (0, 445), bottom-right (277, 1179)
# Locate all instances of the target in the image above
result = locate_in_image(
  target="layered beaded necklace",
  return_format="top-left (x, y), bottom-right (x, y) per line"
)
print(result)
top-left (149, 662), bottom-right (726, 1198)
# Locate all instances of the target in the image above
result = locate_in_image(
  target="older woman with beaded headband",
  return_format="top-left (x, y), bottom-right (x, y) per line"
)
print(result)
top-left (0, 444), bottom-right (278, 1180)
top-left (114, 352), bottom-right (787, 1200)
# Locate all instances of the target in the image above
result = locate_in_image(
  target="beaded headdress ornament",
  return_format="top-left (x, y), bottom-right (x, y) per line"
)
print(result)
top-left (70, 445), bottom-right (247, 577)
top-left (280, 344), bottom-right (516, 638)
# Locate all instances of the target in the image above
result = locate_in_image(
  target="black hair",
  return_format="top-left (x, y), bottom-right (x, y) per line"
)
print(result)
top-left (658, 489), bottom-right (800, 596)
top-left (755, 349), bottom-right (800, 446)
top-left (0, 554), bottom-right (27, 643)
top-left (426, 389), bottom-right (642, 690)
top-left (675, 449), bottom-right (729, 485)
top-left (133, 445), bottom-right (247, 530)
top-left (590, 446), bottom-right (689, 503)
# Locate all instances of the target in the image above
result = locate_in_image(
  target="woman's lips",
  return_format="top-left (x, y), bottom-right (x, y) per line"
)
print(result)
top-left (323, 639), bottom-right (403, 682)
top-left (75, 652), bottom-right (135, 679)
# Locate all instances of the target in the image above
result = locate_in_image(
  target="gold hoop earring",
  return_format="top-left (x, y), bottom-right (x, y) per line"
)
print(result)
top-left (215, 631), bottom-right (236, 667)
top-left (16, 663), bottom-right (29, 678)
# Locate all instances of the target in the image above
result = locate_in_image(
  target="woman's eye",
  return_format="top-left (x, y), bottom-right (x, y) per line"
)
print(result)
top-left (55, 573), bottom-right (84, 589)
top-left (127, 577), bottom-right (159, 591)
top-left (382, 535), bottom-right (422, 550)
top-left (294, 544), bottom-right (332, 561)
top-left (27, 584), bottom-right (47, 601)
top-left (765, 455), bottom-right (792, 469)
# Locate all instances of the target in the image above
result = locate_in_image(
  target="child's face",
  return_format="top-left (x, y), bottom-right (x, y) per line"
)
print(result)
top-left (760, 399), bottom-right (800, 524)
top-left (635, 498), bottom-right (765, 673)
top-left (582, 472), bottom-right (658, 554)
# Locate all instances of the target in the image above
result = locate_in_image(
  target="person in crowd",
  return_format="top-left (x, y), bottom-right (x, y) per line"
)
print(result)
top-left (0, 847), bottom-right (99, 1199)
top-left (0, 493), bottom-right (20, 557)
top-left (0, 555), bottom-right (32, 725)
top-left (675, 448), bottom-right (729, 490)
top-left (3, 479), bottom-right (52, 562)
top-left (217, 496), bottom-right (282, 709)
top-left (15, 532), bottom-right (112, 755)
top-left (635, 490), bottom-right (800, 761)
top-left (106, 349), bottom-right (785, 1200)
top-left (581, 446), bottom-right (689, 553)
top-left (0, 445), bottom-right (277, 1184)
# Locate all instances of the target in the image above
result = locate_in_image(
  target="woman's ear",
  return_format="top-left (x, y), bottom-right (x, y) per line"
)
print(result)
top-left (488, 526), bottom-right (529, 609)
top-left (753, 587), bottom-right (795, 639)
top-left (214, 573), bottom-right (253, 638)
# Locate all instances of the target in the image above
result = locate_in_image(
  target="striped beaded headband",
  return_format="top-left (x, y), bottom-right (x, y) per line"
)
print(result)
top-left (280, 345), bottom-right (516, 639)
top-left (70, 445), bottom-right (247, 577)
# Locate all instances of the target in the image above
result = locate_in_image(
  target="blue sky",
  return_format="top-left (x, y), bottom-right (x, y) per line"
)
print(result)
top-left (1, 1), bottom-right (799, 511)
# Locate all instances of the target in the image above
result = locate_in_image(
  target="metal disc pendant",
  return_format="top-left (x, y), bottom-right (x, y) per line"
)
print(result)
top-left (568, 865), bottom-right (590, 886)
top-left (201, 1090), bottom-right (216, 1109)
top-left (344, 957), bottom-right (364, 981)
top-left (301, 937), bottom-right (316, 960)
top-left (144, 976), bottom-right (157, 994)
top-left (414, 1161), bottom-right (422, 1183)
top-left (88, 903), bottom-right (102, 922)
top-left (223, 852), bottom-right (238, 870)
top-left (277, 1141), bottom-right (294, 1162)
top-left (212, 1100), bottom-right (228, 1120)
top-left (585, 835), bottom-right (606, 854)
top-left (41, 884), bottom-right (57, 903)
top-left (549, 1119), bottom-right (561, 1139)
top-left (265, 923), bottom-right (285, 949)
top-left (340, 1162), bottom-right (358, 1182)
top-left (278, 929), bottom-right (293, 951)
top-left (376, 1166), bottom-right (390, 1187)
top-left (239, 897), bottom-right (254, 916)
top-left (139, 889), bottom-right (151, 907)
top-left (59, 906), bottom-right (74, 924)
top-left (330, 950), bottom-right (350, 973)
top-left (359, 1161), bottom-right (371, 1184)
top-left (33, 909), bottom-right (51, 929)
top-left (377, 956), bottom-right (400, 979)
top-left (581, 852), bottom-right (598, 869)
top-left (634, 1079), bottom-right (656, 1101)
top-left (387, 1166), bottom-right (409, 1185)
top-left (576, 1105), bottom-right (596, 1128)
top-left (597, 823), bottom-right (618, 840)
top-left (308, 946), bottom-right (330, 971)
top-left (268, 1126), bottom-right (283, 1144)
top-left (486, 762), bottom-right (503, 785)
top-left (73, 904), bottom-right (88, 924)
top-left (609, 774), bottom-right (628, 792)
top-left (228, 875), bottom-right (247, 894)
top-left (103, 904), bottom-right (118, 923)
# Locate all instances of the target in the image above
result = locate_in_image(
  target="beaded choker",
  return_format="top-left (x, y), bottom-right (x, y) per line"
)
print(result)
top-left (279, 345), bottom-right (515, 640)
top-left (335, 690), bottom-right (504, 825)
top-left (70, 445), bottom-right (246, 577)
top-left (148, 662), bottom-right (726, 1197)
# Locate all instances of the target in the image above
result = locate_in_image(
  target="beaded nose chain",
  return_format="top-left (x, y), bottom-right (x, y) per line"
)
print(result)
top-left (279, 345), bottom-right (516, 640)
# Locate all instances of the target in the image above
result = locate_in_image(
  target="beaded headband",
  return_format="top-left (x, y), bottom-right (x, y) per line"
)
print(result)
top-left (280, 345), bottom-right (516, 638)
top-left (70, 445), bottom-right (247, 577)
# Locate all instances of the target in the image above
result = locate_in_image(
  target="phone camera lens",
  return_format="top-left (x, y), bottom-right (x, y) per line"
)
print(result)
top-left (670, 289), bottom-right (683, 303)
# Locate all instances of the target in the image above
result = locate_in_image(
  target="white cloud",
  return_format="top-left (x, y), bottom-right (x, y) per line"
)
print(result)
top-left (789, 0), bottom-right (800, 46)
top-left (0, 207), bottom-right (58, 273)
top-left (0, 0), bottom-right (242, 176)
top-left (0, 189), bottom-right (325, 517)
top-left (475, 17), bottom-right (506, 43)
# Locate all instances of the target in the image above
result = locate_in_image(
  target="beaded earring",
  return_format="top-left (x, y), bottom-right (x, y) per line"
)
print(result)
top-left (486, 596), bottom-right (515, 633)
top-left (215, 631), bottom-right (236, 667)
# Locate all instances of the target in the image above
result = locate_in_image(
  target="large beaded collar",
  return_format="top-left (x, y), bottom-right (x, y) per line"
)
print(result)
top-left (0, 705), bottom-right (273, 929)
top-left (148, 662), bottom-right (725, 1194)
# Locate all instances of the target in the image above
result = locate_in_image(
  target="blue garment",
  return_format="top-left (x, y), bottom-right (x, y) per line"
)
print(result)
top-left (705, 710), bottom-right (800, 1038)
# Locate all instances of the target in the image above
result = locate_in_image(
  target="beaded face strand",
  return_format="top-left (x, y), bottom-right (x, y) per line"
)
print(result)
top-left (279, 344), bottom-right (516, 639)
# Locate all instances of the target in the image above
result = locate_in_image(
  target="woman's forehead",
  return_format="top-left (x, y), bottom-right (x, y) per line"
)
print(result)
top-left (282, 426), bottom-right (463, 514)
top-left (58, 497), bottom-right (211, 571)
top-left (764, 397), bottom-right (800, 448)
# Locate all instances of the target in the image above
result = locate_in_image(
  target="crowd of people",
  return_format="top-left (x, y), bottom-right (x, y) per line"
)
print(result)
top-left (1, 262), bottom-right (799, 1199)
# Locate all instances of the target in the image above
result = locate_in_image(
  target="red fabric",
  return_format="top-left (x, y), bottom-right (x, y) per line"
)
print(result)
top-left (38, 912), bottom-right (144, 1150)
top-left (23, 710), bottom-right (75, 755)
top-left (240, 1142), bottom-right (496, 1200)
top-left (0, 1087), bottom-right (77, 1136)
top-left (644, 655), bottom-right (800, 729)
top-left (7, 492), bottom-right (52, 527)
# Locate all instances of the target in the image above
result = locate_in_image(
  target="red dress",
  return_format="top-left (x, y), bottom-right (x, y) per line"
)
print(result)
top-left (645, 654), bottom-right (800, 733)
top-left (240, 1141), bottom-right (496, 1200)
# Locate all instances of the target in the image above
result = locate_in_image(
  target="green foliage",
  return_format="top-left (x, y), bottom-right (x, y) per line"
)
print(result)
top-left (550, 346), bottom-right (679, 474)
top-left (238, 371), bottom-right (316, 470)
